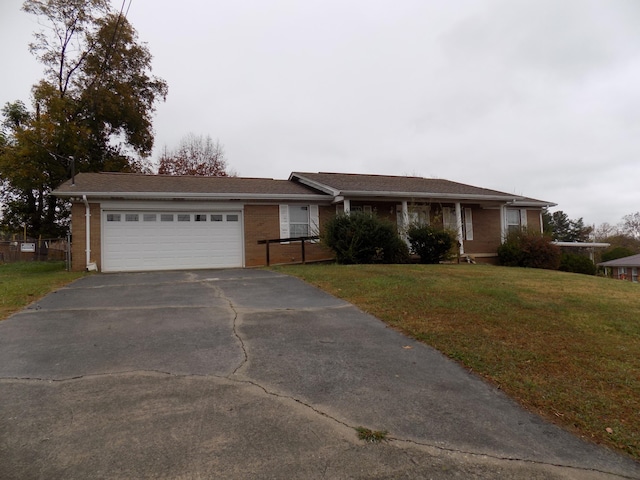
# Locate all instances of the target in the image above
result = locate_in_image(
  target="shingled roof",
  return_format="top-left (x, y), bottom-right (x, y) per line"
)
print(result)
top-left (290, 172), bottom-right (553, 205)
top-left (53, 171), bottom-right (554, 206)
top-left (53, 172), bottom-right (330, 200)
top-left (597, 254), bottom-right (640, 268)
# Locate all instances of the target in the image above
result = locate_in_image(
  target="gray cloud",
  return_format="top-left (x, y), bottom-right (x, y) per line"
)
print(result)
top-left (2, 0), bottom-right (639, 226)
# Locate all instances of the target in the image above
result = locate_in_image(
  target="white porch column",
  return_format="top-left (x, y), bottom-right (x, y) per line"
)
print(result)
top-left (401, 201), bottom-right (410, 245)
top-left (455, 202), bottom-right (464, 255)
top-left (500, 205), bottom-right (507, 241)
top-left (343, 198), bottom-right (351, 215)
top-left (402, 201), bottom-right (409, 227)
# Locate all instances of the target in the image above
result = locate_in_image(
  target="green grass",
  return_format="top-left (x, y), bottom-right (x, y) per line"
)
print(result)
top-left (275, 263), bottom-right (640, 459)
top-left (355, 426), bottom-right (389, 443)
top-left (0, 261), bottom-right (85, 320)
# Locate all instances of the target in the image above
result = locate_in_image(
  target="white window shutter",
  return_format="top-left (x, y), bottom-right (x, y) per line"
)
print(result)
top-left (279, 205), bottom-right (290, 241)
top-left (464, 208), bottom-right (473, 241)
top-left (520, 209), bottom-right (528, 229)
top-left (309, 204), bottom-right (319, 242)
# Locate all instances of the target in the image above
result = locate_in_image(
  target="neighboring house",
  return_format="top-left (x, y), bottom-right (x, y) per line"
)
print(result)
top-left (52, 171), bottom-right (554, 272)
top-left (597, 254), bottom-right (640, 283)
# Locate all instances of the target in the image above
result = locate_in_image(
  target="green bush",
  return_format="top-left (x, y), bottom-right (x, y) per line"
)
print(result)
top-left (406, 224), bottom-right (457, 264)
top-left (559, 253), bottom-right (596, 275)
top-left (321, 213), bottom-right (409, 264)
top-left (497, 231), bottom-right (561, 270)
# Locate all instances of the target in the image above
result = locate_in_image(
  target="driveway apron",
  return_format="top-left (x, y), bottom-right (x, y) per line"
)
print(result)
top-left (0, 269), bottom-right (638, 479)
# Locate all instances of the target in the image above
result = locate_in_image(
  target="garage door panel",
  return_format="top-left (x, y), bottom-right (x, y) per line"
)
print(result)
top-left (102, 210), bottom-right (243, 272)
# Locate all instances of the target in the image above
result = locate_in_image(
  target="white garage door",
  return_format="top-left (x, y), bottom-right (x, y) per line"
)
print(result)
top-left (102, 211), bottom-right (243, 272)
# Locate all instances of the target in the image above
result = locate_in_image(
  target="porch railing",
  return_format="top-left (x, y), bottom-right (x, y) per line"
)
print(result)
top-left (257, 236), bottom-right (320, 266)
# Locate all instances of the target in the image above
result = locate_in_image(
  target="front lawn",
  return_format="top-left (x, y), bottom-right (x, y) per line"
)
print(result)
top-left (0, 262), bottom-right (85, 320)
top-left (276, 263), bottom-right (640, 459)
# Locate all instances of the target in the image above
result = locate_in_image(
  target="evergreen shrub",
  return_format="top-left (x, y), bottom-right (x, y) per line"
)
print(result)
top-left (559, 253), bottom-right (596, 275)
top-left (322, 213), bottom-right (409, 264)
top-left (406, 224), bottom-right (457, 264)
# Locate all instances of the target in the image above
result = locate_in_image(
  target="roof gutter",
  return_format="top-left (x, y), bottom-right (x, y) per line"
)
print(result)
top-left (338, 190), bottom-right (523, 202)
top-left (54, 191), bottom-right (331, 202)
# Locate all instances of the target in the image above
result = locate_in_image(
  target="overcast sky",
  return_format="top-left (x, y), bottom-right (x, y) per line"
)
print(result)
top-left (2, 0), bottom-right (639, 227)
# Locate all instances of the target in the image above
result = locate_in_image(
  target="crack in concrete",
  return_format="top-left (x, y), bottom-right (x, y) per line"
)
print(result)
top-left (201, 281), bottom-right (248, 375)
top-left (388, 436), bottom-right (638, 480)
top-left (57, 272), bottom-right (285, 291)
top-left (1, 370), bottom-right (634, 479)
top-left (18, 305), bottom-right (227, 314)
top-left (4, 274), bottom-right (636, 479)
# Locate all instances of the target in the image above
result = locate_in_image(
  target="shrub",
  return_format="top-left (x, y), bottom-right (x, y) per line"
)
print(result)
top-left (559, 253), bottom-right (596, 275)
top-left (497, 231), bottom-right (561, 270)
top-left (406, 224), bottom-right (457, 264)
top-left (321, 213), bottom-right (409, 264)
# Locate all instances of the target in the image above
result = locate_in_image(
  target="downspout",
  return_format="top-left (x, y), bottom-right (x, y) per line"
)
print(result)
top-left (82, 195), bottom-right (98, 271)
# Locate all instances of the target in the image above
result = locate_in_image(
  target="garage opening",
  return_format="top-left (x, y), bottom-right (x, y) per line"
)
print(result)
top-left (102, 211), bottom-right (243, 272)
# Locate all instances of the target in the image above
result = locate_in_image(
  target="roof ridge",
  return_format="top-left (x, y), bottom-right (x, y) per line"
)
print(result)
top-left (314, 171), bottom-right (425, 179)
top-left (92, 172), bottom-right (278, 181)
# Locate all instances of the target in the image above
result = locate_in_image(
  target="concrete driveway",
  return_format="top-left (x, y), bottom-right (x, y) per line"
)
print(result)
top-left (0, 269), bottom-right (638, 479)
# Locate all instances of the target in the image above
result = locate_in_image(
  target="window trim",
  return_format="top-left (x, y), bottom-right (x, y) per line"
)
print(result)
top-left (279, 204), bottom-right (319, 242)
top-left (464, 208), bottom-right (473, 241)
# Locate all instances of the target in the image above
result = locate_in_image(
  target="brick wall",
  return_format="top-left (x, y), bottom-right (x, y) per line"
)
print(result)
top-left (462, 206), bottom-right (502, 255)
top-left (244, 204), bottom-right (334, 267)
top-left (527, 209), bottom-right (543, 233)
top-left (70, 202), bottom-right (101, 271)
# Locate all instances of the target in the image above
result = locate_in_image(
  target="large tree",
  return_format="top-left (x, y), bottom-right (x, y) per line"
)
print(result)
top-left (621, 212), bottom-right (640, 240)
top-left (542, 209), bottom-right (592, 243)
top-left (0, 0), bottom-right (167, 237)
top-left (157, 134), bottom-right (231, 176)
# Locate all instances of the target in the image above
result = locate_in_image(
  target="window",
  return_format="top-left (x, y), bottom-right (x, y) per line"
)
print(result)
top-left (279, 205), bottom-right (319, 240)
top-left (125, 214), bottom-right (139, 222)
top-left (107, 214), bottom-right (121, 222)
top-left (161, 214), bottom-right (174, 222)
top-left (211, 214), bottom-right (223, 222)
top-left (194, 214), bottom-right (207, 222)
top-left (442, 206), bottom-right (472, 240)
top-left (352, 205), bottom-right (372, 214)
top-left (226, 214), bottom-right (239, 222)
top-left (177, 214), bottom-right (190, 222)
top-left (506, 209), bottom-right (521, 233)
top-left (442, 207), bottom-right (457, 231)
top-left (409, 205), bottom-right (430, 226)
top-left (143, 214), bottom-right (157, 222)
top-left (289, 206), bottom-right (310, 237)
top-left (632, 267), bottom-right (638, 283)
top-left (619, 267), bottom-right (627, 280)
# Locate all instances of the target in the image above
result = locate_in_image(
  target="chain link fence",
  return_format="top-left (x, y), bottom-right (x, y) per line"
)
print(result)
top-left (0, 236), bottom-right (71, 270)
